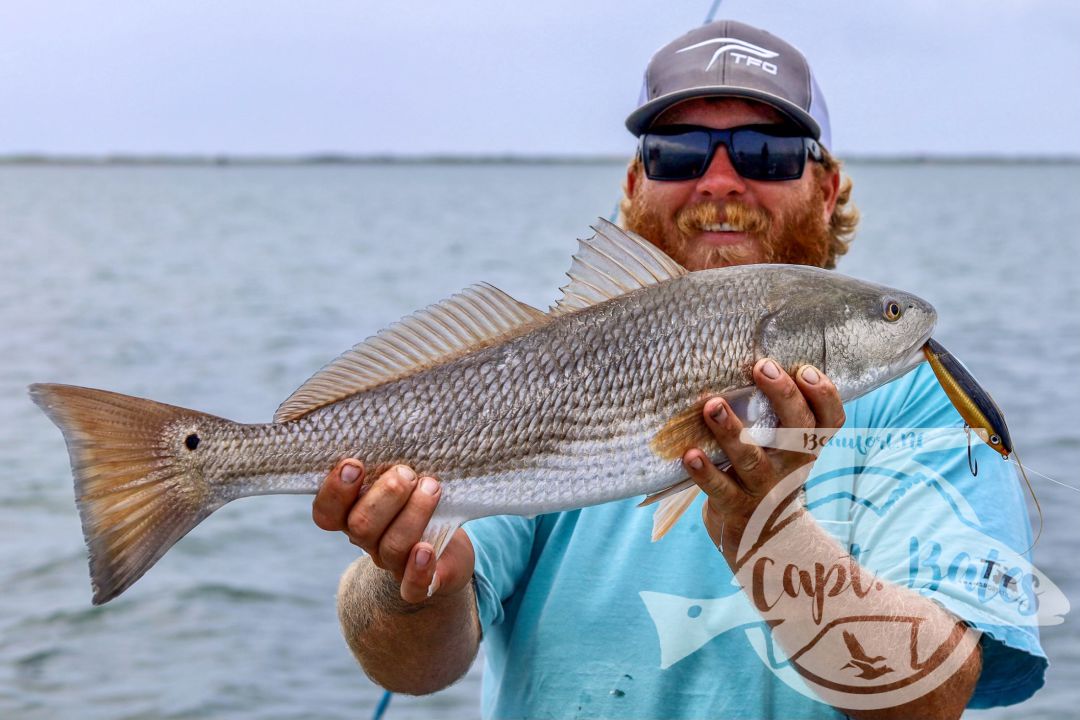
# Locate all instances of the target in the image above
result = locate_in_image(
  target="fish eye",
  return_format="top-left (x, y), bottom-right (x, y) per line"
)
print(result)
top-left (883, 299), bottom-right (903, 322)
top-left (990, 434), bottom-right (1001, 446)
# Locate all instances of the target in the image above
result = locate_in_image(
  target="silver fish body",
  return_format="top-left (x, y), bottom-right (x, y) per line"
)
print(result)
top-left (30, 222), bottom-right (937, 603)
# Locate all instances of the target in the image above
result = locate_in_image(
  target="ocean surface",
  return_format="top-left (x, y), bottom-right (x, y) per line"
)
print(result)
top-left (1, 161), bottom-right (1078, 719)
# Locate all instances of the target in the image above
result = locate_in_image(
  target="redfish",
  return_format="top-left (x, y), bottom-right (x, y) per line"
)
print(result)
top-left (31, 220), bottom-right (937, 604)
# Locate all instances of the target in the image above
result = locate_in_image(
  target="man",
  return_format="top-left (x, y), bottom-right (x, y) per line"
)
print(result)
top-left (313, 20), bottom-right (1045, 718)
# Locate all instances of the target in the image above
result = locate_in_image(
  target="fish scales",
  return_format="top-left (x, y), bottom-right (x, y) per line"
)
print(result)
top-left (230, 273), bottom-right (767, 517)
top-left (184, 272), bottom-right (764, 517)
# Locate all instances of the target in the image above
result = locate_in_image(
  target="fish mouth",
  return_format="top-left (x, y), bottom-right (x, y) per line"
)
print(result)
top-left (894, 325), bottom-right (937, 377)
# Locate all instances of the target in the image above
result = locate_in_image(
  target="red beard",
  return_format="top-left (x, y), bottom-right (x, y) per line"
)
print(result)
top-left (624, 183), bottom-right (832, 271)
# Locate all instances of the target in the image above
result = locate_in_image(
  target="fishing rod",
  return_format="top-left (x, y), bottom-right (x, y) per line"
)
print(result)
top-left (704, 0), bottom-right (724, 23)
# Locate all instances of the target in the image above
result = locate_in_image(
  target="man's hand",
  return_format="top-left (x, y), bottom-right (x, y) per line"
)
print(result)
top-left (681, 358), bottom-right (981, 718)
top-left (682, 357), bottom-right (846, 555)
top-left (312, 460), bottom-right (475, 604)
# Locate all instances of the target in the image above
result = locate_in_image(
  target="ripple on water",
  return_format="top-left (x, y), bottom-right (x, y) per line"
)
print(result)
top-left (16, 600), bottom-right (133, 632)
top-left (4, 550), bottom-right (87, 584)
top-left (174, 582), bottom-right (315, 607)
top-left (13, 648), bottom-right (65, 682)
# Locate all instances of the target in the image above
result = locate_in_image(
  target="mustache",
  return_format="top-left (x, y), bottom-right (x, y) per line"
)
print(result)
top-left (675, 201), bottom-right (771, 238)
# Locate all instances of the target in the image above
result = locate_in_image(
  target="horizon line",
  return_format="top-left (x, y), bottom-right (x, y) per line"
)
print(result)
top-left (2, 152), bottom-right (1079, 166)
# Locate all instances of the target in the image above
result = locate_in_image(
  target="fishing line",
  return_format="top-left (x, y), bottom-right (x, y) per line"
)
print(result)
top-left (1001, 449), bottom-right (1045, 553)
top-left (703, 0), bottom-right (725, 24)
top-left (1010, 460), bottom-right (1080, 494)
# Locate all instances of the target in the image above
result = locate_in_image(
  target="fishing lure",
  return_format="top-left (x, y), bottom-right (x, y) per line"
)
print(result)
top-left (923, 338), bottom-right (1041, 546)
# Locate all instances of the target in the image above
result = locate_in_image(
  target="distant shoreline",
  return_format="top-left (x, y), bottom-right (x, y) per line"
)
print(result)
top-left (1, 153), bottom-right (1078, 166)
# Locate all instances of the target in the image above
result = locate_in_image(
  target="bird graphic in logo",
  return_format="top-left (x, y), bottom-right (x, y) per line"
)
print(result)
top-left (840, 630), bottom-right (894, 680)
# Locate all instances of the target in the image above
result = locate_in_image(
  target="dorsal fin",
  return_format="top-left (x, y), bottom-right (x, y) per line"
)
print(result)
top-left (550, 218), bottom-right (688, 316)
top-left (274, 283), bottom-right (548, 422)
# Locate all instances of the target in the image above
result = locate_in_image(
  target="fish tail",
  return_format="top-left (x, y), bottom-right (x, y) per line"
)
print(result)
top-left (30, 383), bottom-right (228, 604)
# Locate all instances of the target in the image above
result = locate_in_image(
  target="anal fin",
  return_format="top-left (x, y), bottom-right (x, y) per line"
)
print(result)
top-left (647, 460), bottom-right (733, 541)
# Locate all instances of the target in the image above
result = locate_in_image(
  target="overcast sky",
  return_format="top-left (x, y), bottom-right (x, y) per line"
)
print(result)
top-left (2, 0), bottom-right (1078, 157)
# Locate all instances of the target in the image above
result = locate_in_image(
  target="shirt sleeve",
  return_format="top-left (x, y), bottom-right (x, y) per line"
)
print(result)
top-left (463, 514), bottom-right (537, 637)
top-left (813, 364), bottom-right (1048, 709)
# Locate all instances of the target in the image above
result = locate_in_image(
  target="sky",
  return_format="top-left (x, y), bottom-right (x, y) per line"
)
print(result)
top-left (1, 0), bottom-right (1078, 157)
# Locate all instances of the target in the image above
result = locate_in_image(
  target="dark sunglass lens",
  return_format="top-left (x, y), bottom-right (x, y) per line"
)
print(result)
top-left (643, 131), bottom-right (712, 180)
top-left (730, 131), bottom-right (806, 180)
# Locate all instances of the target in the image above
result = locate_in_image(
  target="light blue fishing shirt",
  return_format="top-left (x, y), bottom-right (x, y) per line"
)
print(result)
top-left (464, 363), bottom-right (1048, 719)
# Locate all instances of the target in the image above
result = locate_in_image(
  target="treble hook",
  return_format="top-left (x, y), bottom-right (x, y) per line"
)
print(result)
top-left (964, 425), bottom-right (979, 476)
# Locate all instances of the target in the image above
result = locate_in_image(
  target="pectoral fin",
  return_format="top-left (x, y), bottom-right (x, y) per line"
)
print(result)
top-left (650, 387), bottom-right (766, 461)
top-left (646, 387), bottom-right (780, 541)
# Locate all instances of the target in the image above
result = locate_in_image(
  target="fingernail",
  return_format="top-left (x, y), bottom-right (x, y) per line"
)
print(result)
top-left (420, 477), bottom-right (439, 495)
top-left (415, 547), bottom-right (431, 569)
top-left (801, 366), bottom-right (820, 385)
top-left (342, 464), bottom-right (361, 485)
top-left (761, 359), bottom-right (781, 379)
top-left (687, 455), bottom-right (704, 471)
top-left (709, 401), bottom-right (728, 424)
top-left (396, 466), bottom-right (416, 482)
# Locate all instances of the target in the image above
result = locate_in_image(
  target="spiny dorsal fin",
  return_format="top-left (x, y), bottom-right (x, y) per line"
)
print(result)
top-left (550, 218), bottom-right (688, 316)
top-left (274, 283), bottom-right (548, 422)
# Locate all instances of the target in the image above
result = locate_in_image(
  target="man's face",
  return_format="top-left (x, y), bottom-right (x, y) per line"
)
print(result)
top-left (624, 98), bottom-right (840, 272)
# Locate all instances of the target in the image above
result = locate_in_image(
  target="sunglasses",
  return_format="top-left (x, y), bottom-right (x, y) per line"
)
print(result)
top-left (639, 124), bottom-right (823, 182)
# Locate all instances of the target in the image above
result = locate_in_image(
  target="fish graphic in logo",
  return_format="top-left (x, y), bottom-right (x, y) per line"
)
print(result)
top-left (638, 588), bottom-right (823, 695)
top-left (639, 589), bottom-right (762, 669)
top-left (675, 37), bottom-right (780, 73)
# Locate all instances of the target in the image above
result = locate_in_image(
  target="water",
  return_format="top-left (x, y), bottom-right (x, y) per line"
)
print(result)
top-left (1, 162), bottom-right (1077, 719)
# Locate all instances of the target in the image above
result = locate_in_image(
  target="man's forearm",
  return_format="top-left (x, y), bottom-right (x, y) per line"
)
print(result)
top-left (336, 556), bottom-right (481, 694)
top-left (726, 511), bottom-right (981, 720)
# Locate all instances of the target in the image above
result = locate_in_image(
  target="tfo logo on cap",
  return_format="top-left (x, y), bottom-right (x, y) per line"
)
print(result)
top-left (676, 37), bottom-right (780, 75)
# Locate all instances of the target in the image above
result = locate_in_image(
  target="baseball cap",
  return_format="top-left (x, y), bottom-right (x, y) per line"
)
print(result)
top-left (626, 20), bottom-right (832, 149)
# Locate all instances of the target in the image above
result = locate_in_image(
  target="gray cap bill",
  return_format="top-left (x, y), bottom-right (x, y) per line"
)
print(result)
top-left (626, 20), bottom-right (832, 149)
